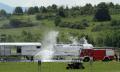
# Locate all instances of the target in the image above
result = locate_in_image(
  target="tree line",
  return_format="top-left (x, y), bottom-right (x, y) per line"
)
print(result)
top-left (0, 2), bottom-right (118, 25)
top-left (0, 2), bottom-right (120, 17)
top-left (12, 2), bottom-right (114, 22)
top-left (11, 2), bottom-right (120, 15)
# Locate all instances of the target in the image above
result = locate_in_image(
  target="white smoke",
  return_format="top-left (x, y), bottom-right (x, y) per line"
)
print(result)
top-left (35, 30), bottom-right (59, 61)
top-left (79, 37), bottom-right (88, 44)
top-left (69, 36), bottom-right (78, 44)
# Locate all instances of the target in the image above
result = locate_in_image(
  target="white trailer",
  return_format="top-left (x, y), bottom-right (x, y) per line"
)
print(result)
top-left (0, 43), bottom-right (41, 56)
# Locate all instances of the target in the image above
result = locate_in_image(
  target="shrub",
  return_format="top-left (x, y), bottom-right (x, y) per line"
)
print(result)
top-left (9, 19), bottom-right (35, 28)
top-left (1, 19), bottom-right (36, 28)
top-left (58, 22), bottom-right (85, 29)
top-left (54, 16), bottom-right (62, 26)
top-left (81, 19), bottom-right (89, 27)
top-left (110, 20), bottom-right (120, 26)
top-left (36, 14), bottom-right (56, 20)
top-left (91, 25), bottom-right (102, 32)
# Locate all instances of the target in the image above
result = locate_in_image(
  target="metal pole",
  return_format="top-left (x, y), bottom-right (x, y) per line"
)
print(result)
top-left (4, 45), bottom-right (5, 62)
top-left (89, 49), bottom-right (93, 72)
top-left (90, 57), bottom-right (93, 72)
top-left (38, 60), bottom-right (41, 72)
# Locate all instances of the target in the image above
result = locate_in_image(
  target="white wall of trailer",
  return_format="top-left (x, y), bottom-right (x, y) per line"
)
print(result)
top-left (0, 46), bottom-right (11, 55)
top-left (0, 43), bottom-right (41, 56)
top-left (21, 45), bottom-right (41, 55)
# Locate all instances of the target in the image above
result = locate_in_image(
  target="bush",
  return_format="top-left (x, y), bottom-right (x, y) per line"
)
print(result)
top-left (110, 20), bottom-right (120, 26)
top-left (57, 10), bottom-right (66, 17)
top-left (36, 14), bottom-right (56, 20)
top-left (54, 16), bottom-right (62, 26)
top-left (10, 19), bottom-right (35, 28)
top-left (54, 18), bottom-right (88, 29)
top-left (36, 14), bottom-right (49, 20)
top-left (58, 22), bottom-right (85, 29)
top-left (2, 19), bottom-right (35, 28)
top-left (57, 32), bottom-right (72, 43)
top-left (81, 19), bottom-right (89, 27)
top-left (36, 14), bottom-right (44, 20)
top-left (91, 25), bottom-right (102, 32)
top-left (1, 24), bottom-right (11, 29)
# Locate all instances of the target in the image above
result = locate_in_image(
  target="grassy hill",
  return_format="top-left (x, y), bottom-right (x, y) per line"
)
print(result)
top-left (0, 14), bottom-right (119, 46)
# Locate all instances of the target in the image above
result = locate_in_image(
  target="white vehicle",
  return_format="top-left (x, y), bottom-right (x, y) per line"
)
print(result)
top-left (53, 37), bottom-right (93, 60)
top-left (54, 43), bottom-right (93, 56)
top-left (0, 43), bottom-right (41, 56)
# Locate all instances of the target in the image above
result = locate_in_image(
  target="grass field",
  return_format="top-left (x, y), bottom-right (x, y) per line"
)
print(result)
top-left (0, 61), bottom-right (120, 72)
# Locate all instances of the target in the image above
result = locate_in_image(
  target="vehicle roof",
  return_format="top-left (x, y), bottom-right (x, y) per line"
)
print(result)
top-left (0, 42), bottom-right (41, 46)
top-left (93, 47), bottom-right (115, 49)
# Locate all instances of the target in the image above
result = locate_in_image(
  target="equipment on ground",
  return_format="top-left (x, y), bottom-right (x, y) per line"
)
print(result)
top-left (66, 59), bottom-right (85, 69)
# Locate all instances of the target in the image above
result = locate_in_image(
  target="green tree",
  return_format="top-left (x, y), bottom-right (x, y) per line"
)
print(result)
top-left (57, 6), bottom-right (66, 17)
top-left (40, 6), bottom-right (47, 13)
top-left (7, 35), bottom-right (14, 42)
top-left (47, 4), bottom-right (57, 13)
top-left (115, 4), bottom-right (120, 9)
top-left (27, 7), bottom-right (35, 14)
top-left (34, 6), bottom-right (39, 13)
top-left (81, 19), bottom-right (89, 27)
top-left (52, 4), bottom-right (57, 10)
top-left (21, 30), bottom-right (41, 42)
top-left (0, 34), bottom-right (7, 42)
top-left (0, 9), bottom-right (7, 16)
top-left (57, 32), bottom-right (71, 43)
top-left (108, 2), bottom-right (114, 8)
top-left (110, 20), bottom-right (120, 26)
top-left (51, 4), bottom-right (58, 12)
top-left (82, 3), bottom-right (93, 15)
top-left (85, 35), bottom-right (95, 45)
top-left (54, 16), bottom-right (62, 26)
top-left (69, 6), bottom-right (80, 17)
top-left (21, 30), bottom-right (34, 42)
top-left (13, 7), bottom-right (23, 15)
top-left (94, 2), bottom-right (111, 21)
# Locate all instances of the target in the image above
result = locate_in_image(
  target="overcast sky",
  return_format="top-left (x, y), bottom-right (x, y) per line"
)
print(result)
top-left (0, 0), bottom-right (120, 7)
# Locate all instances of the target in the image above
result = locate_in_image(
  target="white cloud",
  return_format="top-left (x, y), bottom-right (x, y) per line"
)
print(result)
top-left (0, 0), bottom-right (119, 7)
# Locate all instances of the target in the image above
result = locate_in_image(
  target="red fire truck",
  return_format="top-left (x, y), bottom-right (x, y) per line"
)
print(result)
top-left (80, 48), bottom-right (115, 62)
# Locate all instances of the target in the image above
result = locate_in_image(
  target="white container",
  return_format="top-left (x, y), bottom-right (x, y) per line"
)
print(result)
top-left (106, 49), bottom-right (114, 56)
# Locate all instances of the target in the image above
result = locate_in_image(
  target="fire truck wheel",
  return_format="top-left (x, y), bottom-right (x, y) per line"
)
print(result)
top-left (83, 57), bottom-right (90, 62)
top-left (66, 67), bottom-right (70, 69)
top-left (103, 57), bottom-right (110, 61)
